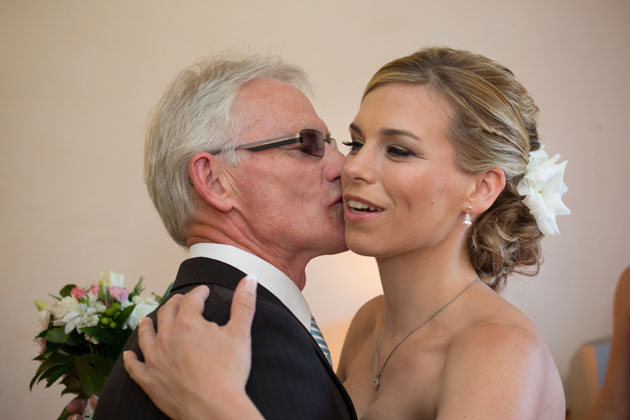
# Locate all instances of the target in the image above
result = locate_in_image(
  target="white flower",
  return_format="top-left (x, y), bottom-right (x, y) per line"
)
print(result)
top-left (125, 296), bottom-right (159, 329)
top-left (49, 296), bottom-right (105, 336)
top-left (82, 401), bottom-right (95, 420)
top-left (516, 145), bottom-right (571, 236)
top-left (34, 309), bottom-right (51, 350)
top-left (49, 296), bottom-right (82, 333)
top-left (36, 309), bottom-right (50, 333)
top-left (99, 270), bottom-right (125, 288)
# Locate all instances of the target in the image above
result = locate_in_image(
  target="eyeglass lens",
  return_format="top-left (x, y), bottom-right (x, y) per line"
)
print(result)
top-left (301, 129), bottom-right (325, 157)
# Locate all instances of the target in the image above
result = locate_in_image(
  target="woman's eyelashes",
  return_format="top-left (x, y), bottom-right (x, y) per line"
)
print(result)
top-left (386, 145), bottom-right (414, 157)
top-left (342, 139), bottom-right (364, 153)
top-left (342, 139), bottom-right (417, 158)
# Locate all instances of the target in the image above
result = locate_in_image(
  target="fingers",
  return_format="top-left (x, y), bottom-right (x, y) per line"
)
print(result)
top-left (178, 285), bottom-right (211, 319)
top-left (136, 317), bottom-right (156, 357)
top-left (67, 398), bottom-right (87, 414)
top-left (157, 293), bottom-right (184, 333)
top-left (123, 349), bottom-right (146, 385)
top-left (227, 276), bottom-right (257, 339)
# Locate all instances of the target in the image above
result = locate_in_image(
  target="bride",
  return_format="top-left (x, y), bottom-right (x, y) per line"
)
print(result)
top-left (123, 47), bottom-right (569, 419)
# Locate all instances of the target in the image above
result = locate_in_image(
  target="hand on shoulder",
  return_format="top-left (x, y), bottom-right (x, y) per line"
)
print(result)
top-left (124, 278), bottom-right (263, 420)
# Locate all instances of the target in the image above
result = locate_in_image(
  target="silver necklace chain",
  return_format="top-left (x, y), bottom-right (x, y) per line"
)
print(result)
top-left (373, 277), bottom-right (480, 390)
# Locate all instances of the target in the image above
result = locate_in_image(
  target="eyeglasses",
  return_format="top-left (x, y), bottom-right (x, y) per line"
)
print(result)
top-left (216, 129), bottom-right (337, 158)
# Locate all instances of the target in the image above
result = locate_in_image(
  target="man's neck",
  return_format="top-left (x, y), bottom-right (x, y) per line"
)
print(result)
top-left (187, 230), bottom-right (309, 290)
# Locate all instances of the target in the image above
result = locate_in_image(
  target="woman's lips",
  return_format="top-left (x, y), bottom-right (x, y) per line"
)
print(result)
top-left (343, 195), bottom-right (384, 221)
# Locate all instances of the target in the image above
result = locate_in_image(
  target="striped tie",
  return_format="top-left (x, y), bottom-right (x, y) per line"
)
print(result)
top-left (310, 315), bottom-right (332, 366)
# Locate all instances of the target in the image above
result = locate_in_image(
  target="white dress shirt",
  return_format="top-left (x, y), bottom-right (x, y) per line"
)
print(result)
top-left (188, 243), bottom-right (312, 330)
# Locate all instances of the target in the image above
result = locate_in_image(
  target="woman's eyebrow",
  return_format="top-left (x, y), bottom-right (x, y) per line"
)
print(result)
top-left (349, 122), bottom-right (363, 135)
top-left (349, 123), bottom-right (421, 142)
top-left (380, 128), bottom-right (421, 141)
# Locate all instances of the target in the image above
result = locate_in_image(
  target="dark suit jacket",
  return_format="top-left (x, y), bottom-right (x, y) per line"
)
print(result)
top-left (95, 257), bottom-right (357, 420)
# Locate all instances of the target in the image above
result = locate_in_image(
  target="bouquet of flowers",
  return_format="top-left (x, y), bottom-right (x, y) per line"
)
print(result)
top-left (30, 271), bottom-right (164, 420)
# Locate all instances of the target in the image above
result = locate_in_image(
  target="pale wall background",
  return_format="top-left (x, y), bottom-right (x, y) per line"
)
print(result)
top-left (1, 0), bottom-right (628, 418)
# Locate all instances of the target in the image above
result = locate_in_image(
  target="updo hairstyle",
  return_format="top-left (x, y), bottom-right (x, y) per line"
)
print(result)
top-left (364, 47), bottom-right (543, 291)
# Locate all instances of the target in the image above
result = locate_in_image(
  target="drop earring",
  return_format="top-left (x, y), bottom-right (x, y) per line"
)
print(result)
top-left (463, 205), bottom-right (472, 226)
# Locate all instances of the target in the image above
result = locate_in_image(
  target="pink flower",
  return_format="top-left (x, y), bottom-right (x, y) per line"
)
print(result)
top-left (37, 338), bottom-right (46, 355)
top-left (71, 286), bottom-right (86, 300)
top-left (88, 285), bottom-right (99, 296)
top-left (109, 286), bottom-right (129, 303)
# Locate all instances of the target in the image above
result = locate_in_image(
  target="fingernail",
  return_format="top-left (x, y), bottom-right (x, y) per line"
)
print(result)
top-left (244, 275), bottom-right (258, 293)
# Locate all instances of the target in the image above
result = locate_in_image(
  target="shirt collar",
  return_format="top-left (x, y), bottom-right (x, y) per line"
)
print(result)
top-left (188, 243), bottom-right (312, 329)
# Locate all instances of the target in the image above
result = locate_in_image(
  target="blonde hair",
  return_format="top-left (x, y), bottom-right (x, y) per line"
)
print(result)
top-left (365, 47), bottom-right (543, 290)
top-left (144, 54), bottom-right (311, 246)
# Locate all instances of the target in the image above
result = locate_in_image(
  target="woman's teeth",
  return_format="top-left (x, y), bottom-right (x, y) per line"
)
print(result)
top-left (347, 200), bottom-right (381, 213)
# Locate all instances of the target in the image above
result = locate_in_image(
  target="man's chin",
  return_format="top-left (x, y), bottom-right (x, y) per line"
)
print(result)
top-left (322, 233), bottom-right (348, 256)
top-left (330, 243), bottom-right (349, 255)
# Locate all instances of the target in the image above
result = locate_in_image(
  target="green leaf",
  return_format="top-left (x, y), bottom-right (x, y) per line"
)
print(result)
top-left (79, 326), bottom-right (115, 344)
top-left (30, 363), bottom-right (48, 390)
top-left (74, 356), bottom-right (96, 397)
top-left (65, 330), bottom-right (84, 346)
top-left (78, 353), bottom-right (108, 364)
top-left (61, 375), bottom-right (83, 395)
top-left (130, 277), bottom-right (144, 299)
top-left (35, 362), bottom-right (71, 389)
top-left (41, 342), bottom-right (61, 356)
top-left (45, 327), bottom-right (69, 344)
top-left (159, 282), bottom-right (174, 302)
top-left (34, 299), bottom-right (48, 311)
top-left (98, 281), bottom-right (107, 301)
top-left (35, 328), bottom-right (49, 339)
top-left (33, 354), bottom-right (47, 362)
top-left (59, 284), bottom-right (77, 298)
top-left (115, 303), bottom-right (136, 325)
top-left (30, 355), bottom-right (68, 390)
top-left (74, 355), bottom-right (109, 397)
top-left (45, 364), bottom-right (72, 388)
top-left (57, 407), bottom-right (71, 420)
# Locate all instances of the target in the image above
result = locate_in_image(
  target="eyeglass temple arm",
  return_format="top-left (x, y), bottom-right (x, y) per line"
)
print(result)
top-left (236, 136), bottom-right (301, 151)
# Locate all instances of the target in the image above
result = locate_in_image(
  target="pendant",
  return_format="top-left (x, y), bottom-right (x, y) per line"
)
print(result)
top-left (373, 373), bottom-right (380, 390)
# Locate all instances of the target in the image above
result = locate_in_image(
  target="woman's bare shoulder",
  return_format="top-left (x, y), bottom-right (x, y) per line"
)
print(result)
top-left (437, 299), bottom-right (565, 419)
top-left (336, 295), bottom-right (383, 380)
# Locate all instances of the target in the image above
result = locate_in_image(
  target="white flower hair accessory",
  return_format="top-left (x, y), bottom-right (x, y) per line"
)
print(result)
top-left (516, 145), bottom-right (571, 236)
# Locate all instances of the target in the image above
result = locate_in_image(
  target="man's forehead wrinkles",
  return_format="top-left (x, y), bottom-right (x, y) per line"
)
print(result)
top-left (235, 97), bottom-right (328, 146)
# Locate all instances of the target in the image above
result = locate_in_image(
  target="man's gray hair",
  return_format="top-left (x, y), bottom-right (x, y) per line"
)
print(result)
top-left (144, 54), bottom-right (312, 246)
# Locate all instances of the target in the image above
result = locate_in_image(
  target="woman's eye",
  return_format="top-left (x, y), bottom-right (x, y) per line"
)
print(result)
top-left (386, 146), bottom-right (413, 157)
top-left (342, 140), bottom-right (364, 153)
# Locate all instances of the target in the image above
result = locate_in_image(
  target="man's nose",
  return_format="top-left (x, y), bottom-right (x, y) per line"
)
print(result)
top-left (323, 143), bottom-right (344, 182)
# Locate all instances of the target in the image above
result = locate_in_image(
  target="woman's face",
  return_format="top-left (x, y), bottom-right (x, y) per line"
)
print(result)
top-left (341, 82), bottom-right (475, 258)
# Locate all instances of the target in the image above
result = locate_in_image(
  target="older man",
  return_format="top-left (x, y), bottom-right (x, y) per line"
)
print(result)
top-left (93, 56), bottom-right (356, 419)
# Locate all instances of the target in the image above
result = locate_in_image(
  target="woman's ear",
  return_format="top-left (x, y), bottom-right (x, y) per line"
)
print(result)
top-left (188, 152), bottom-right (234, 213)
top-left (467, 168), bottom-right (506, 215)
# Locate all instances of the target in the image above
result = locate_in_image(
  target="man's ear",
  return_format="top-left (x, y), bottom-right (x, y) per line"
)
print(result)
top-left (467, 168), bottom-right (506, 215)
top-left (188, 152), bottom-right (234, 212)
